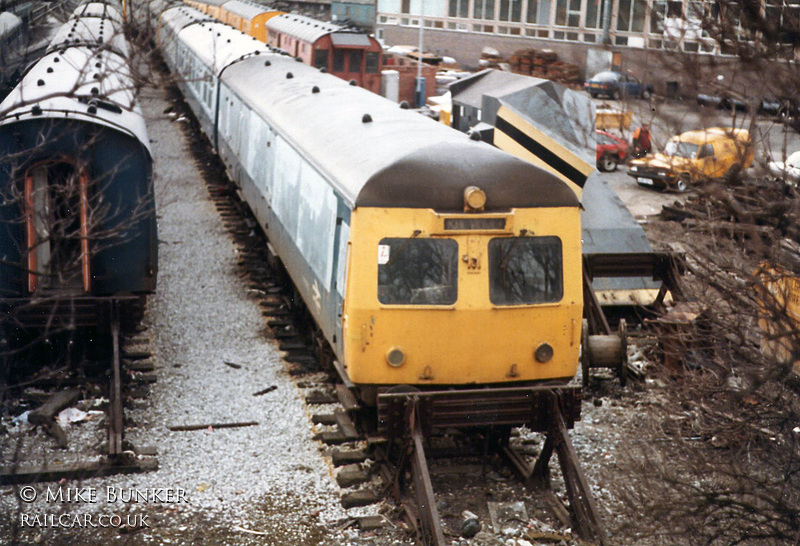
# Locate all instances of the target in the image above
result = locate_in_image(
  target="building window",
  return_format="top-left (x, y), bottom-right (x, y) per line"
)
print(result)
top-left (313, 49), bottom-right (329, 69)
top-left (555, 0), bottom-right (581, 27)
top-left (448, 0), bottom-right (469, 17)
top-left (585, 0), bottom-right (608, 29)
top-left (333, 50), bottom-right (346, 72)
top-left (473, 0), bottom-right (495, 20)
top-left (401, 0), bottom-right (410, 13)
top-left (499, 0), bottom-right (522, 22)
top-left (616, 0), bottom-right (646, 32)
top-left (348, 50), bottom-right (362, 72)
top-left (365, 51), bottom-right (379, 73)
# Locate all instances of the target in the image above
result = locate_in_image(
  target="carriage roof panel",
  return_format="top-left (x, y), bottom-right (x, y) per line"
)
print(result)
top-left (265, 13), bottom-right (340, 43)
top-left (160, 5), bottom-right (214, 30)
top-left (175, 19), bottom-right (270, 74)
top-left (0, 47), bottom-right (150, 154)
top-left (221, 56), bottom-right (578, 210)
top-left (221, 0), bottom-right (275, 19)
top-left (49, 15), bottom-right (129, 57)
top-left (71, 2), bottom-right (124, 23)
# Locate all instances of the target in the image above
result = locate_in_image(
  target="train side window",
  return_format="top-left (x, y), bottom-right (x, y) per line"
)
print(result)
top-left (314, 49), bottom-right (329, 69)
top-left (377, 238), bottom-right (458, 305)
top-left (488, 236), bottom-right (563, 305)
top-left (365, 51), bottom-right (380, 73)
top-left (348, 50), bottom-right (362, 72)
top-left (333, 50), bottom-right (346, 72)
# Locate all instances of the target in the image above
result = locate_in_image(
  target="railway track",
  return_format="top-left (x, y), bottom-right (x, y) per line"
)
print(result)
top-left (166, 83), bottom-right (608, 544)
top-left (0, 312), bottom-right (158, 485)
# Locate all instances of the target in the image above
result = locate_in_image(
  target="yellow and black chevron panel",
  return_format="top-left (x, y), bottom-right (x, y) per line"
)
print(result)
top-left (494, 104), bottom-right (594, 198)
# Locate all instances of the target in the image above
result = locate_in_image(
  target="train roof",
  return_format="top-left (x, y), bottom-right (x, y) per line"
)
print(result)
top-left (71, 2), bottom-right (124, 23)
top-left (49, 14), bottom-right (129, 57)
top-left (160, 4), bottom-right (214, 30)
top-left (170, 18), bottom-right (270, 74)
top-left (222, 0), bottom-right (277, 19)
top-left (221, 55), bottom-right (579, 211)
top-left (265, 13), bottom-right (343, 44)
top-left (0, 46), bottom-right (150, 154)
top-left (0, 12), bottom-right (22, 39)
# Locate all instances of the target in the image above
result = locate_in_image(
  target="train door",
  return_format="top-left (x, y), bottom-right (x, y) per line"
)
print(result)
top-left (24, 160), bottom-right (91, 294)
top-left (330, 203), bottom-right (350, 356)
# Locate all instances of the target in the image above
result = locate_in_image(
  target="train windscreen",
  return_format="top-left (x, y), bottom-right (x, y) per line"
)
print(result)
top-left (488, 236), bottom-right (562, 305)
top-left (377, 238), bottom-right (458, 305)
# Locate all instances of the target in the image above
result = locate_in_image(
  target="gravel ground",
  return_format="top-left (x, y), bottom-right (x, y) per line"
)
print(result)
top-left (0, 81), bottom-right (377, 546)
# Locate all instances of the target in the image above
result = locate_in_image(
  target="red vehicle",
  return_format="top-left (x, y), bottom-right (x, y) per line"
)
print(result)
top-left (596, 130), bottom-right (629, 172)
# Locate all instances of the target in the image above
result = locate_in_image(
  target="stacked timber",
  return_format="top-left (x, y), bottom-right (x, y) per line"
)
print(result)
top-left (507, 48), bottom-right (581, 85)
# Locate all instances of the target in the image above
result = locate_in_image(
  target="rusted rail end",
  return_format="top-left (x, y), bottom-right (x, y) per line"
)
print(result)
top-left (108, 302), bottom-right (123, 457)
top-left (408, 399), bottom-right (446, 545)
top-left (503, 391), bottom-right (607, 545)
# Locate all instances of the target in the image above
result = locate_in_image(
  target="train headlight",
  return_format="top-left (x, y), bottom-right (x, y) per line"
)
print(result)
top-left (386, 347), bottom-right (406, 367)
top-left (463, 186), bottom-right (486, 212)
top-left (535, 343), bottom-right (554, 363)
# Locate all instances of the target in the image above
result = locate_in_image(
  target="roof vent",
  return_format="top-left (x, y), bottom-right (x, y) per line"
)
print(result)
top-left (54, 57), bottom-right (60, 62)
top-left (93, 73), bottom-right (100, 80)
top-left (286, 72), bottom-right (293, 79)
top-left (295, 56), bottom-right (302, 62)
top-left (362, 113), bottom-right (372, 123)
top-left (469, 131), bottom-right (481, 141)
top-left (91, 87), bottom-right (99, 95)
top-left (264, 60), bottom-right (271, 66)
top-left (227, 39), bottom-right (231, 43)
top-left (399, 100), bottom-right (409, 109)
top-left (319, 67), bottom-right (327, 73)
top-left (312, 86), bottom-right (320, 93)
top-left (37, 79), bottom-right (45, 86)
top-left (349, 80), bottom-right (357, 86)
top-left (95, 62), bottom-right (101, 67)
top-left (88, 104), bottom-right (97, 114)
top-left (47, 67), bottom-right (53, 73)
top-left (31, 106), bottom-right (42, 116)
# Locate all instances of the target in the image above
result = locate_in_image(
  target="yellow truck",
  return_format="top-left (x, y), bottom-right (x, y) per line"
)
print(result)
top-left (627, 127), bottom-right (754, 192)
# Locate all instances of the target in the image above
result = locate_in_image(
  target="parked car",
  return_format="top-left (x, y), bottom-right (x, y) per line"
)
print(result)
top-left (767, 150), bottom-right (800, 186)
top-left (584, 71), bottom-right (653, 100)
top-left (596, 130), bottom-right (628, 172)
top-left (627, 127), bottom-right (754, 192)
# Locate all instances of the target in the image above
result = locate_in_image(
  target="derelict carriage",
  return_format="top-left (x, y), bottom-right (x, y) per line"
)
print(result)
top-left (0, 2), bottom-right (157, 331)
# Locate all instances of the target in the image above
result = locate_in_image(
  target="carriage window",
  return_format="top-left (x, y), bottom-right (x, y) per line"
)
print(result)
top-left (348, 50), bottom-right (362, 72)
top-left (333, 50), bottom-right (346, 72)
top-left (378, 238), bottom-right (458, 305)
top-left (313, 49), bottom-right (329, 69)
top-left (489, 236), bottom-right (562, 305)
top-left (365, 51), bottom-right (380, 73)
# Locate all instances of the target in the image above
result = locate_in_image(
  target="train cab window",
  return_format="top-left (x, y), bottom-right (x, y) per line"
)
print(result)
top-left (314, 49), bottom-right (329, 69)
top-left (365, 51), bottom-right (380, 73)
top-left (348, 50), bottom-right (362, 72)
top-left (488, 236), bottom-right (563, 305)
top-left (378, 238), bottom-right (458, 305)
top-left (333, 50), bottom-right (346, 72)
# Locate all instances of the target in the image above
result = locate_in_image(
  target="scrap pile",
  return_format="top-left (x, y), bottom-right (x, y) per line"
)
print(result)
top-left (661, 182), bottom-right (800, 245)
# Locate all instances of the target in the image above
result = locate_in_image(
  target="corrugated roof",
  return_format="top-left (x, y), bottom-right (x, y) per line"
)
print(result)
top-left (265, 13), bottom-right (340, 44)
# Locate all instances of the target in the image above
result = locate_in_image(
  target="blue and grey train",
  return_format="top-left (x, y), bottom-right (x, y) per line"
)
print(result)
top-left (0, 1), bottom-right (157, 331)
top-left (156, 2), bottom-right (586, 430)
